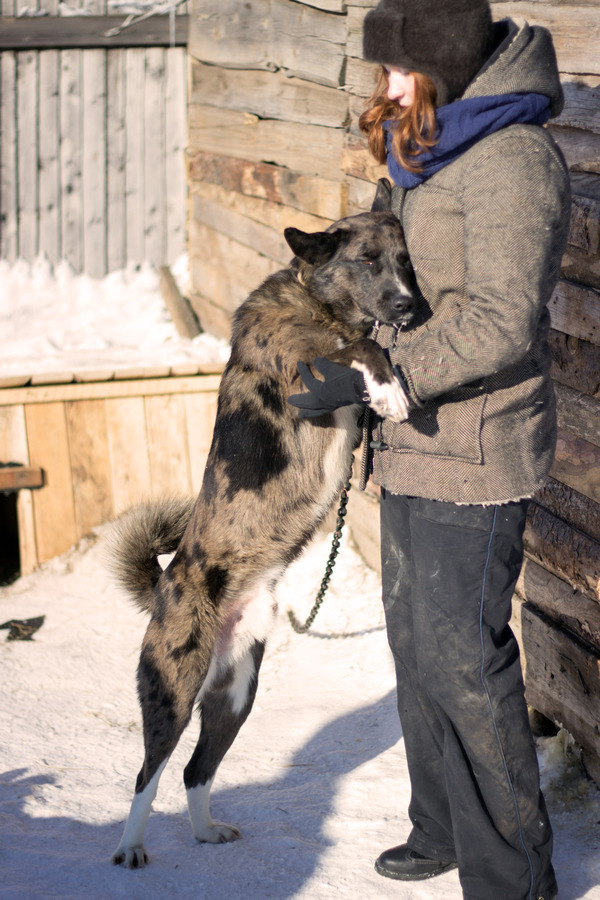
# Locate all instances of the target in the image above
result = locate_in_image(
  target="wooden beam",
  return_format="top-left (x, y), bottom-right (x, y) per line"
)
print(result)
top-left (0, 465), bottom-right (43, 491)
top-left (555, 382), bottom-right (600, 447)
top-left (0, 374), bottom-right (222, 407)
top-left (548, 280), bottom-right (600, 348)
top-left (524, 501), bottom-right (600, 603)
top-left (536, 476), bottom-right (600, 545)
top-left (552, 426), bottom-right (600, 505)
top-left (159, 266), bottom-right (201, 340)
top-left (549, 330), bottom-right (600, 398)
top-left (0, 15), bottom-right (189, 50)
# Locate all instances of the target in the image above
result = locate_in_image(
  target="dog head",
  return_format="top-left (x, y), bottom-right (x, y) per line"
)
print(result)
top-left (284, 201), bottom-right (416, 334)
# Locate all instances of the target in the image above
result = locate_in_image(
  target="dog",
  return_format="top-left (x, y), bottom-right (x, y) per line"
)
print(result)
top-left (109, 180), bottom-right (416, 867)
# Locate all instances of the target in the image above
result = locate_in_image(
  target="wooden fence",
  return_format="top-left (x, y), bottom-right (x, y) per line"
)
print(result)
top-left (0, 0), bottom-right (188, 276)
top-left (186, 0), bottom-right (600, 785)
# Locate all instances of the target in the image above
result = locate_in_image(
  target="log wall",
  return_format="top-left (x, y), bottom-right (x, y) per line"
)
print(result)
top-left (187, 0), bottom-right (600, 784)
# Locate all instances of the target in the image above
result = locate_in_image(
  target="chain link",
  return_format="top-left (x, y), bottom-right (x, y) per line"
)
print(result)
top-left (287, 461), bottom-right (353, 634)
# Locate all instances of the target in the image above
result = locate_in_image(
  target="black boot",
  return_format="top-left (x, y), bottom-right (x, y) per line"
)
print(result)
top-left (375, 844), bottom-right (458, 881)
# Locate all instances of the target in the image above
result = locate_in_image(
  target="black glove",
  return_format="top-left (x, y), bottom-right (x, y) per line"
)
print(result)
top-left (287, 357), bottom-right (367, 418)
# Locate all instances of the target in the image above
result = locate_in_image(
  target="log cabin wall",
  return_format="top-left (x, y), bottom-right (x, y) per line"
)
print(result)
top-left (187, 0), bottom-right (600, 784)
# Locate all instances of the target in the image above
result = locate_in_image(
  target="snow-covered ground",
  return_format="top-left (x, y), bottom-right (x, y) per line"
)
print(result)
top-left (0, 259), bottom-right (599, 899)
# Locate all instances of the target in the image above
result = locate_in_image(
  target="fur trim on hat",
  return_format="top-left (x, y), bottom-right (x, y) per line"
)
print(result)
top-left (363, 0), bottom-right (494, 105)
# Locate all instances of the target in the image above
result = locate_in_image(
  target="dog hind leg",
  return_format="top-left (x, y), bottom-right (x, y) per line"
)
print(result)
top-left (185, 639), bottom-right (266, 843)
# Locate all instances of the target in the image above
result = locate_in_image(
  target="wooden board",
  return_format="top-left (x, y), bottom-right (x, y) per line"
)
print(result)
top-left (66, 399), bottom-right (114, 540)
top-left (144, 47), bottom-right (167, 266)
top-left (536, 476), bottom-right (600, 544)
top-left (490, 3), bottom-right (600, 75)
top-left (105, 396), bottom-right (152, 514)
top-left (60, 49), bottom-right (84, 273)
top-left (186, 150), bottom-right (348, 221)
top-left (165, 47), bottom-right (187, 266)
top-left (512, 597), bottom-right (600, 781)
top-left (548, 280), bottom-right (600, 348)
top-left (0, 15), bottom-right (189, 49)
top-left (188, 0), bottom-right (347, 88)
top-left (0, 375), bottom-right (222, 407)
top-left (517, 556), bottom-right (600, 650)
top-left (549, 125), bottom-right (600, 176)
top-left (17, 50), bottom-right (38, 261)
top-left (552, 426), bottom-right (600, 505)
top-left (38, 50), bottom-right (60, 265)
top-left (555, 382), bottom-right (600, 447)
top-left (106, 48), bottom-right (127, 273)
top-left (82, 48), bottom-right (107, 277)
top-left (183, 392), bottom-right (218, 495)
top-left (189, 60), bottom-right (349, 128)
top-left (524, 501), bottom-right (600, 603)
top-left (24, 402), bottom-right (78, 563)
top-left (0, 52), bottom-right (18, 261)
top-left (549, 331), bottom-right (600, 398)
top-left (145, 393), bottom-right (192, 498)
top-left (188, 104), bottom-right (346, 183)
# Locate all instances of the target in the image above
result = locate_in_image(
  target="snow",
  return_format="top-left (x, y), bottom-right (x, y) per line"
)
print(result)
top-left (1, 259), bottom-right (599, 899)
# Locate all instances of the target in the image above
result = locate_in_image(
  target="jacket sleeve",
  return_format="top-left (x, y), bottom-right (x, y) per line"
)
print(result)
top-left (395, 127), bottom-right (571, 404)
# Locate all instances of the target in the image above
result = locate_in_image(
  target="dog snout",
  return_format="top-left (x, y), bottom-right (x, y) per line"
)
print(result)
top-left (383, 287), bottom-right (415, 324)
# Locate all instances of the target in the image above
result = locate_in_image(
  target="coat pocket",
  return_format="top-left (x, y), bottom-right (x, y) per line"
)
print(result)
top-left (383, 389), bottom-right (487, 463)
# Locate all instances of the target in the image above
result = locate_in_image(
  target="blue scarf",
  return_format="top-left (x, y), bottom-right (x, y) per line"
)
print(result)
top-left (384, 93), bottom-right (551, 189)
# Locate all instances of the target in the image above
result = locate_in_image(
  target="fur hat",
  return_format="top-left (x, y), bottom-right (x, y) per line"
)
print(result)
top-left (363, 0), bottom-right (494, 106)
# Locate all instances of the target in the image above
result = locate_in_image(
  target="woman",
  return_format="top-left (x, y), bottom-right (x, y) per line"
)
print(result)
top-left (290, 0), bottom-right (570, 897)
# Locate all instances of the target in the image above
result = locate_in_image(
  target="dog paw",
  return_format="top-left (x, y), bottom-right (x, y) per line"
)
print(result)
top-left (193, 820), bottom-right (242, 844)
top-left (364, 373), bottom-right (411, 423)
top-left (111, 844), bottom-right (149, 868)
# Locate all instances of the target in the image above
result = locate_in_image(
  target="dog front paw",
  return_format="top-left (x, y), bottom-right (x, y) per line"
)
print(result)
top-left (365, 374), bottom-right (411, 423)
top-left (111, 843), bottom-right (149, 868)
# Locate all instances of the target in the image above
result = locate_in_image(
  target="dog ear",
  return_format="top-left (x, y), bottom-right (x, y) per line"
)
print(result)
top-left (284, 227), bottom-right (345, 266)
top-left (370, 177), bottom-right (392, 212)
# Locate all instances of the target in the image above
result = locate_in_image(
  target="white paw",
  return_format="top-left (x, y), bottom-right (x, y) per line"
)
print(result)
top-left (111, 844), bottom-right (149, 868)
top-left (194, 820), bottom-right (242, 844)
top-left (364, 372), bottom-right (411, 423)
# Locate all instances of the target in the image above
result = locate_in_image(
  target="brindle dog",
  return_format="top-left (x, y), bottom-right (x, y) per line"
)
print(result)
top-left (110, 181), bottom-right (416, 867)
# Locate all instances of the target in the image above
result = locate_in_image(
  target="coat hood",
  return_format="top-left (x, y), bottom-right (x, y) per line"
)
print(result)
top-left (464, 18), bottom-right (564, 118)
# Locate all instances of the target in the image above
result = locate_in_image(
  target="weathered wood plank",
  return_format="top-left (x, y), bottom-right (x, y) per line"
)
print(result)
top-left (490, 3), bottom-right (600, 75)
top-left (188, 0), bottom-right (347, 88)
top-left (144, 47), bottom-right (167, 267)
top-left (82, 48), bottom-right (106, 277)
top-left (187, 291), bottom-right (235, 343)
top-left (512, 597), bottom-right (600, 786)
top-left (188, 220), bottom-right (280, 318)
top-left (548, 280), bottom-right (600, 347)
top-left (558, 79), bottom-right (600, 136)
top-left (549, 125), bottom-right (600, 176)
top-left (66, 399), bottom-right (114, 539)
top-left (106, 48), bottom-right (126, 273)
top-left (536, 476), bottom-right (600, 545)
top-left (186, 150), bottom-right (348, 221)
top-left (125, 47), bottom-right (145, 264)
top-left (190, 184), bottom-right (331, 264)
top-left (341, 132), bottom-right (388, 183)
top-left (38, 49), bottom-right (60, 265)
top-left (189, 60), bottom-right (349, 128)
top-left (145, 394), bottom-right (192, 498)
top-left (516, 556), bottom-right (600, 650)
top-left (105, 396), bottom-right (152, 514)
top-left (183, 392), bottom-right (218, 495)
top-left (344, 55), bottom-right (380, 99)
top-left (0, 15), bottom-right (190, 49)
top-left (0, 375), bottom-right (222, 407)
top-left (0, 466), bottom-right (43, 491)
top-left (17, 49), bottom-right (38, 262)
top-left (60, 49), bottom-right (83, 273)
top-left (551, 426), bottom-right (600, 505)
top-left (24, 402), bottom-right (78, 562)
top-left (549, 331), bottom-right (600, 398)
top-left (524, 500), bottom-right (600, 602)
top-left (555, 382), bottom-right (600, 447)
top-left (0, 52), bottom-right (18, 261)
top-left (164, 47), bottom-right (187, 265)
top-left (159, 266), bottom-right (200, 339)
top-left (188, 104), bottom-right (346, 183)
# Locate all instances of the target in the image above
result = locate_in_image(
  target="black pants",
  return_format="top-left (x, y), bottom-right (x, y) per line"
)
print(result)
top-left (380, 491), bottom-right (557, 900)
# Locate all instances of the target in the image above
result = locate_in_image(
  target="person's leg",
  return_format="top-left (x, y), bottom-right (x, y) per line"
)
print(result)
top-left (405, 497), bottom-right (555, 900)
top-left (379, 489), bottom-right (457, 861)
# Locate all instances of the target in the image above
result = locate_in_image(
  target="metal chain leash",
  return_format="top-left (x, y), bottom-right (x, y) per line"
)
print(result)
top-left (287, 461), bottom-right (353, 634)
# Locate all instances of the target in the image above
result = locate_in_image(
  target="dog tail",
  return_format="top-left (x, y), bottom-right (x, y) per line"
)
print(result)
top-left (107, 497), bottom-right (196, 614)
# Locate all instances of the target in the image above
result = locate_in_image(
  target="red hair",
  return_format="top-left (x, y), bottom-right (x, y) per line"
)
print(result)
top-left (358, 68), bottom-right (438, 173)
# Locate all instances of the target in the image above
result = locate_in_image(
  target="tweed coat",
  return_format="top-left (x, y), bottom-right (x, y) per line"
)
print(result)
top-left (372, 18), bottom-right (572, 504)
